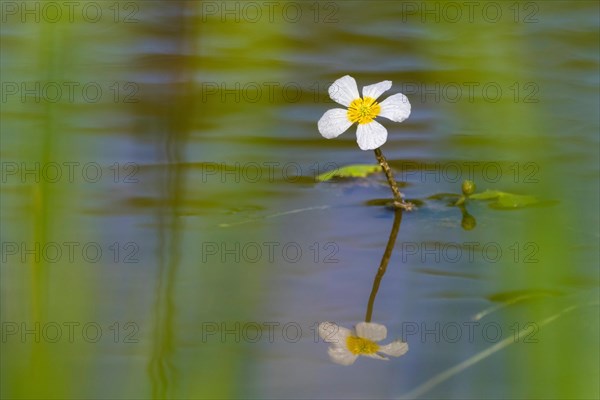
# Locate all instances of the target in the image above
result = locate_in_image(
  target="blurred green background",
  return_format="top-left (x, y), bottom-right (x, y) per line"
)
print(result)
top-left (1, 1), bottom-right (598, 399)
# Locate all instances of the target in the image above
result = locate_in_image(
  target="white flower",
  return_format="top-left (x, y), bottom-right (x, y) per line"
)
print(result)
top-left (317, 75), bottom-right (411, 151)
top-left (318, 321), bottom-right (408, 365)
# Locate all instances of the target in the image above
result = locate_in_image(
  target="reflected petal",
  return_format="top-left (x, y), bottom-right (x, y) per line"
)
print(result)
top-left (328, 346), bottom-right (359, 366)
top-left (355, 322), bottom-right (387, 341)
top-left (379, 340), bottom-right (409, 357)
top-left (364, 352), bottom-right (389, 360)
top-left (319, 322), bottom-right (351, 345)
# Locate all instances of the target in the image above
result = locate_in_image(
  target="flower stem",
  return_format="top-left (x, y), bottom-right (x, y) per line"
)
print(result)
top-left (373, 148), bottom-right (413, 210)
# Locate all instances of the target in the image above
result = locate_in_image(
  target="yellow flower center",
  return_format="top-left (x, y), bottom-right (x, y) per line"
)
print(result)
top-left (347, 97), bottom-right (381, 125)
top-left (346, 335), bottom-right (380, 355)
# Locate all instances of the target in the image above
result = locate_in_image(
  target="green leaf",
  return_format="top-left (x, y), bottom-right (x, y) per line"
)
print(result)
top-left (316, 164), bottom-right (380, 182)
top-left (492, 194), bottom-right (539, 209)
top-left (469, 190), bottom-right (540, 209)
top-left (469, 190), bottom-right (504, 200)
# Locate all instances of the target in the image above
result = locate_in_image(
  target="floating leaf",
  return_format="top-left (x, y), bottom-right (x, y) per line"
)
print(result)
top-left (492, 194), bottom-right (539, 209)
top-left (469, 190), bottom-right (504, 200)
top-left (316, 164), bottom-right (380, 182)
top-left (469, 190), bottom-right (540, 209)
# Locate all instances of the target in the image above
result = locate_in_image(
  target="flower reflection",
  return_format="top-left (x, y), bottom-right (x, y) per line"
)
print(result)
top-left (319, 321), bottom-right (408, 366)
top-left (318, 210), bottom-right (408, 365)
top-left (459, 205), bottom-right (477, 230)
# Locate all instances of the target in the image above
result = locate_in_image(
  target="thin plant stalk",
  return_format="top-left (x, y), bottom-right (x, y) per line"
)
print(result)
top-left (373, 148), bottom-right (413, 210)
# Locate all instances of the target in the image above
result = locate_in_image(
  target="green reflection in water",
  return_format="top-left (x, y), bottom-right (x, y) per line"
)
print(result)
top-left (413, 5), bottom-right (599, 398)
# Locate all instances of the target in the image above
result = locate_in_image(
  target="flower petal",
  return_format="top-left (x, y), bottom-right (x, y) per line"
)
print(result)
top-left (364, 352), bottom-right (389, 361)
top-left (362, 80), bottom-right (392, 100)
top-left (328, 346), bottom-right (359, 366)
top-left (355, 121), bottom-right (388, 151)
top-left (329, 75), bottom-right (360, 107)
top-left (318, 109), bottom-right (353, 139)
top-left (379, 93), bottom-right (411, 122)
top-left (318, 322), bottom-right (351, 345)
top-left (355, 322), bottom-right (387, 341)
top-left (378, 340), bottom-right (409, 357)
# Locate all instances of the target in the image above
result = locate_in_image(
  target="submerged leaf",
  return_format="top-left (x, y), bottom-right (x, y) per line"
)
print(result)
top-left (427, 193), bottom-right (461, 201)
top-left (488, 289), bottom-right (563, 303)
top-left (316, 164), bottom-right (380, 181)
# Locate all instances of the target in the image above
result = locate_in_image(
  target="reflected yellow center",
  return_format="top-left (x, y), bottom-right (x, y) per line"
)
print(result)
top-left (347, 97), bottom-right (381, 125)
top-left (346, 335), bottom-right (380, 355)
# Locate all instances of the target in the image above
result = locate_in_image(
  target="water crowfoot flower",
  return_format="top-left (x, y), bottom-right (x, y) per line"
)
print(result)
top-left (318, 321), bottom-right (408, 366)
top-left (317, 75), bottom-right (414, 210)
top-left (317, 75), bottom-right (411, 151)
